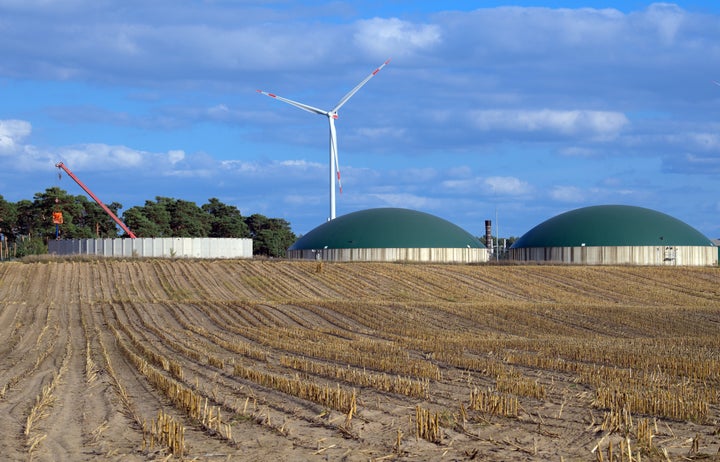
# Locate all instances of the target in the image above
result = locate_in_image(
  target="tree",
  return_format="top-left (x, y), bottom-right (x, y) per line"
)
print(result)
top-left (123, 198), bottom-right (173, 237)
top-left (14, 199), bottom-right (37, 237)
top-left (201, 198), bottom-right (249, 238)
top-left (123, 206), bottom-right (165, 237)
top-left (65, 195), bottom-right (124, 238)
top-left (0, 195), bottom-right (18, 241)
top-left (16, 188), bottom-right (77, 239)
top-left (245, 214), bottom-right (296, 257)
top-left (24, 187), bottom-right (125, 239)
top-left (122, 197), bottom-right (211, 238)
top-left (168, 199), bottom-right (210, 237)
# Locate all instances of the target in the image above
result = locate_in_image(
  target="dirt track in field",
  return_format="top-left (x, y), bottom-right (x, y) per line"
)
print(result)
top-left (0, 259), bottom-right (719, 461)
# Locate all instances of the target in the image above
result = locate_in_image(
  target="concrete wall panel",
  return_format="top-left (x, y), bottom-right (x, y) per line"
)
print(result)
top-left (49, 238), bottom-right (253, 259)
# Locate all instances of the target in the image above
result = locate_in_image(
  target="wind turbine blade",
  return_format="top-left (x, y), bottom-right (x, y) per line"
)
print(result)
top-left (335, 150), bottom-right (342, 194)
top-left (329, 117), bottom-right (342, 193)
top-left (713, 80), bottom-right (720, 87)
top-left (332, 59), bottom-right (391, 113)
top-left (256, 90), bottom-right (328, 116)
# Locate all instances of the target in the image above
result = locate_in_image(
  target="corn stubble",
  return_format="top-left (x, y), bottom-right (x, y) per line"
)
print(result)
top-left (15, 260), bottom-right (718, 460)
top-left (137, 262), bottom-right (719, 458)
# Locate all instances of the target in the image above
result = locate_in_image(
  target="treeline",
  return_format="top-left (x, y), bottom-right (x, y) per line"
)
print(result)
top-left (0, 187), bottom-right (296, 258)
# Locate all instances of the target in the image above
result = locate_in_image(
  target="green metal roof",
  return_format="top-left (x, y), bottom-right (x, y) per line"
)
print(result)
top-left (289, 208), bottom-right (484, 250)
top-left (511, 205), bottom-right (713, 248)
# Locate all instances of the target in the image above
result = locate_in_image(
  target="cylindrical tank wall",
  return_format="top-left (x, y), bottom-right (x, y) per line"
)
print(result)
top-left (507, 245), bottom-right (717, 266)
top-left (287, 247), bottom-right (488, 263)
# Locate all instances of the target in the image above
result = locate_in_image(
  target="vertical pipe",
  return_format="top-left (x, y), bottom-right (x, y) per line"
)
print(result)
top-left (484, 220), bottom-right (493, 254)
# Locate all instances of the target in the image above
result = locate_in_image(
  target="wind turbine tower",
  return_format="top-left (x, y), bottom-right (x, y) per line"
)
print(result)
top-left (257, 59), bottom-right (390, 221)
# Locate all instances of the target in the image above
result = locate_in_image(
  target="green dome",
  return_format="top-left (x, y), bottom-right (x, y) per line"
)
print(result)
top-left (511, 205), bottom-right (712, 248)
top-left (289, 208), bottom-right (484, 250)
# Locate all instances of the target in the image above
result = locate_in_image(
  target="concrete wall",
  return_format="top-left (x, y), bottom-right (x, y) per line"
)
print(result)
top-left (287, 247), bottom-right (489, 263)
top-left (49, 238), bottom-right (253, 259)
top-left (508, 245), bottom-right (718, 266)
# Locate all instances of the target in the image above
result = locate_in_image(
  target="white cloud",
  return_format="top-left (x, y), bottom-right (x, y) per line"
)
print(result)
top-left (470, 110), bottom-right (628, 139)
top-left (664, 152), bottom-right (720, 174)
top-left (279, 159), bottom-right (323, 169)
top-left (220, 160), bottom-right (259, 174)
top-left (207, 104), bottom-right (230, 118)
top-left (635, 3), bottom-right (686, 44)
top-left (354, 18), bottom-right (441, 56)
top-left (0, 119), bottom-right (32, 154)
top-left (353, 126), bottom-right (406, 141)
top-left (484, 176), bottom-right (532, 195)
top-left (57, 144), bottom-right (144, 169)
top-left (441, 178), bottom-right (475, 191)
top-left (220, 159), bottom-right (324, 177)
top-left (168, 150), bottom-right (185, 164)
top-left (441, 175), bottom-right (532, 196)
top-left (550, 185), bottom-right (585, 203)
top-left (370, 193), bottom-right (438, 209)
top-left (164, 168), bottom-right (214, 178)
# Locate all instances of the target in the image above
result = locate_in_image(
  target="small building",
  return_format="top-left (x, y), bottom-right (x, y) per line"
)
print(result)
top-left (508, 205), bottom-right (717, 266)
top-left (287, 208), bottom-right (488, 263)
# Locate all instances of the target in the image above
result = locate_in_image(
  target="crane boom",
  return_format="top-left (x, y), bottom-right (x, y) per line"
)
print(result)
top-left (55, 162), bottom-right (137, 239)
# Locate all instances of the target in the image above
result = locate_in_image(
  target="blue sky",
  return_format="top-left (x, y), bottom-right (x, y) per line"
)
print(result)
top-left (1, 1), bottom-right (719, 239)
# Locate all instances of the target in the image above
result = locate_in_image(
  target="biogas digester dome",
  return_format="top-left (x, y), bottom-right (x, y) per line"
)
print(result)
top-left (509, 205), bottom-right (717, 266)
top-left (287, 208), bottom-right (488, 263)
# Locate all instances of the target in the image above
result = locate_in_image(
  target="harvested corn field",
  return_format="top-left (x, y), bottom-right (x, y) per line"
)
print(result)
top-left (0, 258), bottom-right (719, 461)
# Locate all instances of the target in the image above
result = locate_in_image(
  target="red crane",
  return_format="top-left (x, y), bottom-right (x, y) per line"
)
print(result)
top-left (55, 162), bottom-right (137, 239)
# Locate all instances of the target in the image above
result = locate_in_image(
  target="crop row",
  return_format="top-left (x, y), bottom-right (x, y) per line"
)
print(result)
top-left (279, 355), bottom-right (430, 399)
top-left (232, 361), bottom-right (357, 416)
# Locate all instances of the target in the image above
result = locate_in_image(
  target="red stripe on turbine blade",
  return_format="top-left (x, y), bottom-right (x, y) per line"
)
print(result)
top-left (372, 60), bottom-right (390, 75)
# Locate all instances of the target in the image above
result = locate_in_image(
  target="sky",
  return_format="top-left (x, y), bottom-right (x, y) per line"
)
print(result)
top-left (1, 1), bottom-right (720, 240)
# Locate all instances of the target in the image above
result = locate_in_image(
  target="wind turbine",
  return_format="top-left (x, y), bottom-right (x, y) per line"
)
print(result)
top-left (257, 59), bottom-right (390, 221)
